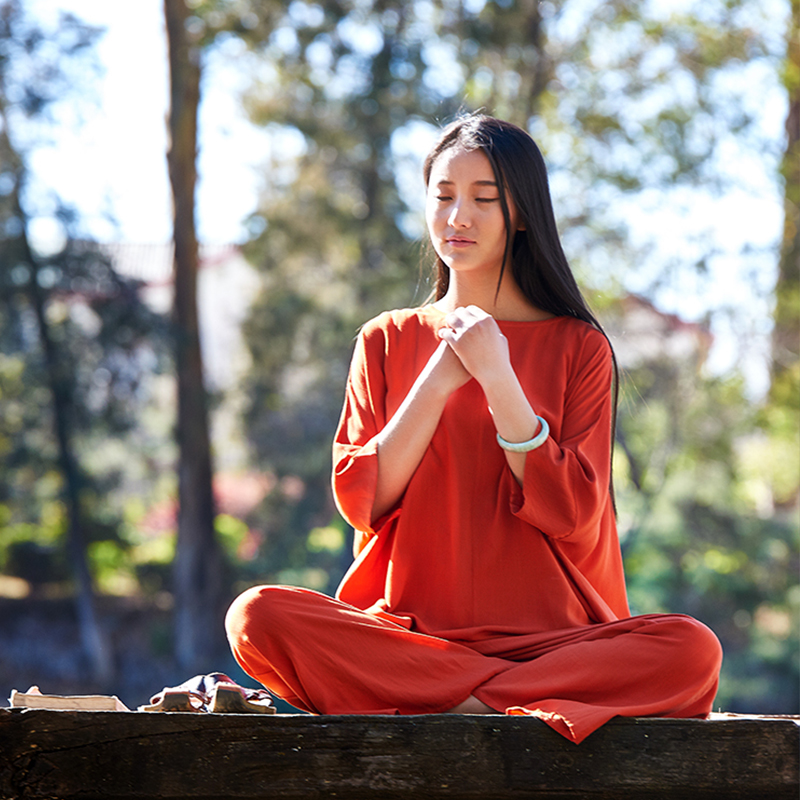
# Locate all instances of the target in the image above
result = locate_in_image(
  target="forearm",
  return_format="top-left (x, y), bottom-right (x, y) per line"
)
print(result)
top-left (371, 342), bottom-right (464, 520)
top-left (481, 366), bottom-right (540, 485)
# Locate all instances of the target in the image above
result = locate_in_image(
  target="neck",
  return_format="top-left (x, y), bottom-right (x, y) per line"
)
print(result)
top-left (435, 269), bottom-right (553, 322)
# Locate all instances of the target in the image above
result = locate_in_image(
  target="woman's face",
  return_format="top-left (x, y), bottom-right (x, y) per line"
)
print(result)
top-left (426, 146), bottom-right (521, 279)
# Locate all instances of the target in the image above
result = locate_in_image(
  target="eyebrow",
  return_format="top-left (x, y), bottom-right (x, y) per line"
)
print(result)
top-left (435, 179), bottom-right (498, 187)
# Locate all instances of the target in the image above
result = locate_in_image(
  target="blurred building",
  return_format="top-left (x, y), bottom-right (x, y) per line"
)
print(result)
top-left (601, 294), bottom-right (713, 372)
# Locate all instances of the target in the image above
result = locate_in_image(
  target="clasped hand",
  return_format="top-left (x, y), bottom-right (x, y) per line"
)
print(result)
top-left (435, 305), bottom-right (512, 392)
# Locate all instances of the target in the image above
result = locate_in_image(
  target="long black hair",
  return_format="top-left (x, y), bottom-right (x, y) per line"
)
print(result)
top-left (423, 113), bottom-right (619, 506)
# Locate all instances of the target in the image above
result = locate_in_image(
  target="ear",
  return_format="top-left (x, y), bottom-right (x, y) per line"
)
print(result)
top-left (517, 222), bottom-right (526, 231)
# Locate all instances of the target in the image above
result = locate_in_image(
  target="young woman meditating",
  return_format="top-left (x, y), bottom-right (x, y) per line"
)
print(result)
top-left (225, 114), bottom-right (722, 744)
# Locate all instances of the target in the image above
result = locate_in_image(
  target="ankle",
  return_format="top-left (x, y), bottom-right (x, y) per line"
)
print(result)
top-left (446, 695), bottom-right (496, 714)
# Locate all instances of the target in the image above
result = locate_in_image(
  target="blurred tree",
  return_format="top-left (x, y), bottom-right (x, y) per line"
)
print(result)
top-left (0, 0), bottom-right (110, 683)
top-left (554, 1), bottom-right (797, 713)
top-left (163, 0), bottom-right (225, 670)
top-left (769, 0), bottom-right (800, 470)
top-left (602, 296), bottom-right (798, 712)
top-left (0, 0), bottom-right (169, 684)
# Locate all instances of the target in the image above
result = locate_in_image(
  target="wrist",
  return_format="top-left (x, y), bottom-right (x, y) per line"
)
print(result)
top-left (427, 370), bottom-right (465, 402)
top-left (483, 376), bottom-right (539, 444)
top-left (479, 364), bottom-right (524, 408)
top-left (426, 343), bottom-right (470, 397)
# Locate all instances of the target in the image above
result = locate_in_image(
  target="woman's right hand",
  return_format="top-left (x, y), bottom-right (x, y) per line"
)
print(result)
top-left (371, 340), bottom-right (470, 522)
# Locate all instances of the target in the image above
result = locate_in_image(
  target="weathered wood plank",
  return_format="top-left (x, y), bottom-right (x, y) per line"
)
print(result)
top-left (0, 710), bottom-right (797, 800)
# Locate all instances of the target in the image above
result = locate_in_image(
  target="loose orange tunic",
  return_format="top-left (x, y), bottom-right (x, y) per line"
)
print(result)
top-left (333, 306), bottom-right (628, 635)
top-left (226, 305), bottom-right (722, 744)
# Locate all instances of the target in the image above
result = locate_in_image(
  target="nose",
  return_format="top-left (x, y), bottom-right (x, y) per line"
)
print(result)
top-left (447, 202), bottom-right (471, 229)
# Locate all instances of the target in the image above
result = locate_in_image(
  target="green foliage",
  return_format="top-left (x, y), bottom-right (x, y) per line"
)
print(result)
top-left (0, 238), bottom-right (172, 583)
top-left (0, 1), bottom-right (171, 610)
top-left (623, 504), bottom-right (798, 713)
top-left (606, 291), bottom-right (798, 712)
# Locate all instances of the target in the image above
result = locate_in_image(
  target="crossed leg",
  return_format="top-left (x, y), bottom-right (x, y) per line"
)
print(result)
top-left (225, 585), bottom-right (721, 743)
top-left (225, 585), bottom-right (508, 715)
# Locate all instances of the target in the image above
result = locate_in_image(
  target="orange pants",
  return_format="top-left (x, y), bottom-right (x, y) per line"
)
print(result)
top-left (225, 586), bottom-right (722, 744)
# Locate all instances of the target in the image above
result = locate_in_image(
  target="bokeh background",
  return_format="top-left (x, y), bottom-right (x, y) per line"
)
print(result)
top-left (0, 0), bottom-right (797, 714)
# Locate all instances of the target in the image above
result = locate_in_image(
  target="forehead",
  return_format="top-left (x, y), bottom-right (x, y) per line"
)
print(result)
top-left (428, 146), bottom-right (495, 184)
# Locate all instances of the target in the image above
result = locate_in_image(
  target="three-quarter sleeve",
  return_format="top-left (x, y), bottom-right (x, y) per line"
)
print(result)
top-left (331, 320), bottom-right (389, 536)
top-left (508, 331), bottom-right (614, 545)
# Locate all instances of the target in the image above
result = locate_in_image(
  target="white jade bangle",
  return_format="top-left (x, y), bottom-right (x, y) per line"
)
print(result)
top-left (496, 416), bottom-right (550, 453)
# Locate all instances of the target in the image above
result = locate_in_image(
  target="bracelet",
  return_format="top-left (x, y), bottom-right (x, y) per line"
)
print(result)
top-left (496, 416), bottom-right (550, 453)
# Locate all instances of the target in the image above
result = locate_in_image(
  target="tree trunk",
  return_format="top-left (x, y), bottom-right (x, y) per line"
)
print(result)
top-left (164, 0), bottom-right (223, 671)
top-left (15, 192), bottom-right (113, 685)
top-left (772, 1), bottom-right (800, 407)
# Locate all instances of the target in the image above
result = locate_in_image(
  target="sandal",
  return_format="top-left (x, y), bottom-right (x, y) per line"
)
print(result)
top-left (138, 689), bottom-right (206, 713)
top-left (138, 672), bottom-right (274, 714)
top-left (209, 682), bottom-right (275, 714)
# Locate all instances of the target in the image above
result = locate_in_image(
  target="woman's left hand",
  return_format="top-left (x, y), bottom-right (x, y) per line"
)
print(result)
top-left (438, 305), bottom-right (513, 386)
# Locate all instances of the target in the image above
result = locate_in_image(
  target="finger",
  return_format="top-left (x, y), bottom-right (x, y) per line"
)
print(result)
top-left (444, 310), bottom-right (464, 329)
top-left (446, 312), bottom-right (477, 333)
top-left (464, 304), bottom-right (487, 320)
top-left (447, 305), bottom-right (493, 328)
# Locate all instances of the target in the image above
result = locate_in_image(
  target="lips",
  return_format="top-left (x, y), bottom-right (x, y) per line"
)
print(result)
top-left (446, 236), bottom-right (476, 246)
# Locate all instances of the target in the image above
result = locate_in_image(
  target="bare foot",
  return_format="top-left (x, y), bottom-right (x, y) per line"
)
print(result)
top-left (446, 695), bottom-right (497, 714)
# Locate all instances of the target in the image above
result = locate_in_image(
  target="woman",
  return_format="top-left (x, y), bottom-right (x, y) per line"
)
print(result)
top-left (226, 114), bottom-right (722, 744)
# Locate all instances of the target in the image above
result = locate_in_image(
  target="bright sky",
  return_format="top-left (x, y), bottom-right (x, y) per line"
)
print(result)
top-left (22, 0), bottom-right (788, 394)
top-left (26, 0), bottom-right (269, 246)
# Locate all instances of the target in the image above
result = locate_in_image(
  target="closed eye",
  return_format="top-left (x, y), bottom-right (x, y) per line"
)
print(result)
top-left (434, 195), bottom-right (498, 203)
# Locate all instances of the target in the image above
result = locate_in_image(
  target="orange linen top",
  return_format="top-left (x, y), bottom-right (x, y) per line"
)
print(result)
top-left (332, 306), bottom-right (630, 642)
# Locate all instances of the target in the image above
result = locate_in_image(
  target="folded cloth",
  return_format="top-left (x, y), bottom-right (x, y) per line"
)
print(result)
top-left (10, 686), bottom-right (129, 712)
top-left (139, 672), bottom-right (275, 714)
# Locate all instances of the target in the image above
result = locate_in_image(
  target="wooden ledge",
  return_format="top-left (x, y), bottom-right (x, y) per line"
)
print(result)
top-left (1, 710), bottom-right (797, 799)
